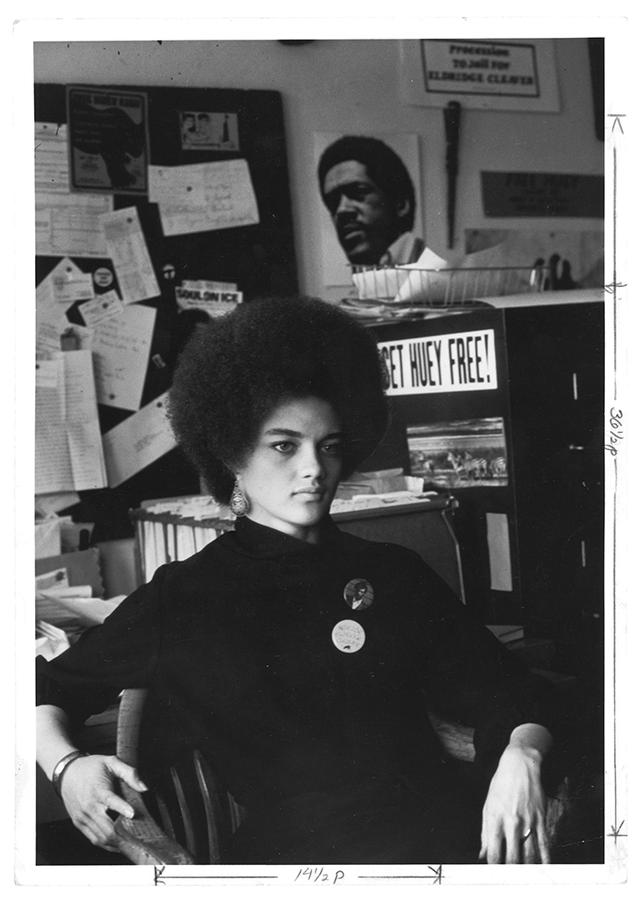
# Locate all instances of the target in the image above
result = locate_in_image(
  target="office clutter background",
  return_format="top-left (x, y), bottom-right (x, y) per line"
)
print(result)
top-left (34, 37), bottom-right (604, 658)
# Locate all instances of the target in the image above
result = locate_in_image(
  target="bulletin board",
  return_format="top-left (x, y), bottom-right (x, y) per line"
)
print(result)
top-left (35, 83), bottom-right (298, 541)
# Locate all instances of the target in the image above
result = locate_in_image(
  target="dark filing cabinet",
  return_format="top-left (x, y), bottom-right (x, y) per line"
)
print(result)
top-left (369, 298), bottom-right (604, 678)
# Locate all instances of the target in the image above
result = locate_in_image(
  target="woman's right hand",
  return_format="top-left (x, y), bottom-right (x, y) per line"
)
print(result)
top-left (58, 754), bottom-right (148, 852)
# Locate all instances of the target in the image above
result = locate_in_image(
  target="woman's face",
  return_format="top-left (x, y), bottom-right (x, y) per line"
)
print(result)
top-left (235, 396), bottom-right (343, 543)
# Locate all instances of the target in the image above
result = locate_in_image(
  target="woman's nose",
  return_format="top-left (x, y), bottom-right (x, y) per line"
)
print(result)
top-left (299, 446), bottom-right (325, 480)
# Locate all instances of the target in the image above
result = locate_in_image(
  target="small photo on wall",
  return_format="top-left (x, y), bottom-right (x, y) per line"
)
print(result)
top-left (313, 132), bottom-right (424, 288)
top-left (407, 417), bottom-right (508, 489)
top-left (180, 111), bottom-right (240, 151)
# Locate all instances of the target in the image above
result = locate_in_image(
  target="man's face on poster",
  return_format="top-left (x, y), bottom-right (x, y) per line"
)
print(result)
top-left (321, 160), bottom-right (407, 265)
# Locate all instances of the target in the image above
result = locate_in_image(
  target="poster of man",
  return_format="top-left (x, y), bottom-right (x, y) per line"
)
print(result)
top-left (314, 132), bottom-right (424, 287)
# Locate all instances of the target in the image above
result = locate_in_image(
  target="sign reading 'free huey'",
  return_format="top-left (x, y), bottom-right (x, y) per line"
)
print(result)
top-left (378, 329), bottom-right (497, 396)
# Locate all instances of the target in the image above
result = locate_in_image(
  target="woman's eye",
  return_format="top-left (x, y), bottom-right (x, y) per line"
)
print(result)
top-left (322, 442), bottom-right (343, 456)
top-left (272, 441), bottom-right (294, 454)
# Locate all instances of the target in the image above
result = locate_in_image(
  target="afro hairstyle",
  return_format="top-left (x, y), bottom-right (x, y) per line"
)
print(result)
top-left (168, 296), bottom-right (389, 503)
top-left (317, 135), bottom-right (416, 232)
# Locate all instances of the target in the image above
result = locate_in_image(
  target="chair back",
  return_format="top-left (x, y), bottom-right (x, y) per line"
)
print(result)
top-left (115, 687), bottom-right (244, 864)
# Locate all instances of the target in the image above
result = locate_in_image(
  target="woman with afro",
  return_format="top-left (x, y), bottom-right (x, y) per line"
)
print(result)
top-left (37, 295), bottom-right (559, 865)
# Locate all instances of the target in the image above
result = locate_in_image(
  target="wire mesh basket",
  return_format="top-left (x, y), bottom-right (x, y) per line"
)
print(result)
top-left (349, 264), bottom-right (548, 307)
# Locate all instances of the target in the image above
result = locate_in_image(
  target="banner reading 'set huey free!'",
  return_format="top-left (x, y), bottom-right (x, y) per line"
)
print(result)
top-left (378, 329), bottom-right (497, 396)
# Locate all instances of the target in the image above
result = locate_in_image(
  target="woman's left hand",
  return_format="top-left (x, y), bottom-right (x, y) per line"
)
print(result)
top-left (479, 744), bottom-right (550, 864)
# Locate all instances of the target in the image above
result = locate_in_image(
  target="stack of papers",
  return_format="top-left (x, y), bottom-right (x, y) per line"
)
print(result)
top-left (35, 621), bottom-right (71, 661)
top-left (143, 494), bottom-right (233, 521)
top-left (330, 491), bottom-right (439, 515)
top-left (36, 583), bottom-right (125, 636)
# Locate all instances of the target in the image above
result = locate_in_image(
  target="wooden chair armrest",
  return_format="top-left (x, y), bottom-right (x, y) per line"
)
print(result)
top-left (115, 691), bottom-right (195, 864)
top-left (427, 711), bottom-right (475, 763)
top-left (113, 781), bottom-right (195, 865)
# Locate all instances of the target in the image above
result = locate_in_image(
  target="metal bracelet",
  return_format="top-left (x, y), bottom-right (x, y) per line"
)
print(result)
top-left (51, 750), bottom-right (88, 797)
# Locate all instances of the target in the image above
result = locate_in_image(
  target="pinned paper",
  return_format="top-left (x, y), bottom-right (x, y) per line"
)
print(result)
top-left (52, 271), bottom-right (95, 304)
top-left (36, 192), bottom-right (113, 258)
top-left (148, 160), bottom-right (260, 236)
top-left (66, 324), bottom-right (95, 351)
top-left (35, 351), bottom-right (107, 493)
top-left (99, 206), bottom-right (160, 303)
top-left (91, 303), bottom-right (157, 411)
top-left (181, 279), bottom-right (238, 292)
top-left (35, 358), bottom-right (61, 390)
top-left (102, 391), bottom-right (176, 487)
top-left (176, 286), bottom-right (242, 318)
top-left (37, 257), bottom-right (85, 310)
top-left (35, 518), bottom-right (62, 560)
top-left (35, 122), bottom-right (70, 194)
top-left (36, 319), bottom-right (66, 354)
top-left (78, 290), bottom-right (124, 327)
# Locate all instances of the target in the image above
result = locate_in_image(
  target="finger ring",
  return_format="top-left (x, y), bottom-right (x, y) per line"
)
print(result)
top-left (521, 829), bottom-right (532, 842)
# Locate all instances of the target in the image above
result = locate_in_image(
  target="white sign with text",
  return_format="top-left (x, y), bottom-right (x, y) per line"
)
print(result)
top-left (378, 329), bottom-right (497, 396)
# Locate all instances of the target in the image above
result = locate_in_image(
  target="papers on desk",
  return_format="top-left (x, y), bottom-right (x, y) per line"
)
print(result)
top-left (35, 567), bottom-right (69, 592)
top-left (148, 160), bottom-right (260, 236)
top-left (36, 581), bottom-right (125, 658)
top-left (330, 469), bottom-right (438, 514)
top-left (330, 491), bottom-right (439, 515)
top-left (36, 622), bottom-right (71, 661)
top-left (102, 391), bottom-right (176, 487)
top-left (35, 350), bottom-right (107, 494)
top-left (36, 584), bottom-right (125, 631)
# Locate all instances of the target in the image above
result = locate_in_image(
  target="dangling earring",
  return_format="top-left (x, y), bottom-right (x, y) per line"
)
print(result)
top-left (230, 478), bottom-right (250, 517)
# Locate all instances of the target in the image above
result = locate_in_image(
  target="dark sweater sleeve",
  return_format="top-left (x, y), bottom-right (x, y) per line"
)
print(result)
top-left (401, 551), bottom-right (561, 778)
top-left (36, 562), bottom-right (176, 729)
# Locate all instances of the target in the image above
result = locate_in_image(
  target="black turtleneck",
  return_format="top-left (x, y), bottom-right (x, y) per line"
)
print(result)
top-left (37, 516), bottom-right (558, 860)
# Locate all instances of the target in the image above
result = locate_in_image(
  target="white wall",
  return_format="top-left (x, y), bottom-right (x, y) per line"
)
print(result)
top-left (34, 38), bottom-right (603, 302)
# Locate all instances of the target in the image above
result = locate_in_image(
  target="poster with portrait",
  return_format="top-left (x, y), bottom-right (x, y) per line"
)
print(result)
top-left (66, 86), bottom-right (149, 195)
top-left (313, 132), bottom-right (423, 289)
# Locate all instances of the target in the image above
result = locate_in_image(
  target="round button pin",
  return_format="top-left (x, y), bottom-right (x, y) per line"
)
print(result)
top-left (331, 620), bottom-right (366, 654)
top-left (343, 578), bottom-right (374, 611)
